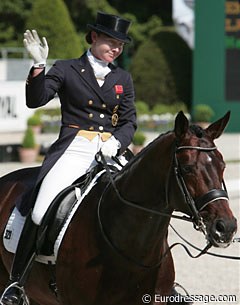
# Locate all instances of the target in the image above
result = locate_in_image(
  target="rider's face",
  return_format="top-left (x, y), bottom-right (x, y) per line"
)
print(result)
top-left (90, 32), bottom-right (124, 63)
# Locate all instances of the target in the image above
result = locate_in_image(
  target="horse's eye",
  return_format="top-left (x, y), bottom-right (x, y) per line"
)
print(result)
top-left (181, 165), bottom-right (193, 174)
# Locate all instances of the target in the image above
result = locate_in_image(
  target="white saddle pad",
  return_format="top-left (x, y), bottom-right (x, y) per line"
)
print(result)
top-left (3, 170), bottom-right (106, 265)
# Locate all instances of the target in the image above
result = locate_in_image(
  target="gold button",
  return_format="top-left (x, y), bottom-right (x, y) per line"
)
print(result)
top-left (88, 100), bottom-right (93, 105)
top-left (89, 113), bottom-right (93, 118)
top-left (100, 114), bottom-right (104, 118)
top-left (102, 103), bottom-right (106, 108)
top-left (89, 126), bottom-right (94, 131)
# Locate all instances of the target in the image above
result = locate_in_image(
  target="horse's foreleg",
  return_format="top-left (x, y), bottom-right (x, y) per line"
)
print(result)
top-left (153, 240), bottom-right (175, 305)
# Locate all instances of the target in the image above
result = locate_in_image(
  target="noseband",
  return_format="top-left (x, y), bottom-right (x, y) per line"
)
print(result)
top-left (96, 145), bottom-right (233, 268)
top-left (174, 145), bottom-right (229, 232)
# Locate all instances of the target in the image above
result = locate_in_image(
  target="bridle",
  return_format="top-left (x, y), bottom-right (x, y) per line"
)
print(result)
top-left (96, 143), bottom-right (239, 268)
top-left (173, 145), bottom-right (229, 233)
top-left (97, 145), bottom-right (229, 230)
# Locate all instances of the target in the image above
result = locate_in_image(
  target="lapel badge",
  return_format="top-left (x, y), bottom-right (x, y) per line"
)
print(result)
top-left (112, 105), bottom-right (119, 127)
top-left (115, 85), bottom-right (123, 99)
top-left (115, 85), bottom-right (123, 94)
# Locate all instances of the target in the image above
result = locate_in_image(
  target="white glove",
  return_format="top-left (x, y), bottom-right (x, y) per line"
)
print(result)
top-left (23, 29), bottom-right (49, 68)
top-left (101, 136), bottom-right (121, 158)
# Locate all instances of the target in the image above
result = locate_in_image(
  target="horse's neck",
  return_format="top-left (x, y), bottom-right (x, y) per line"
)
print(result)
top-left (100, 133), bottom-right (175, 265)
top-left (118, 132), bottom-right (174, 204)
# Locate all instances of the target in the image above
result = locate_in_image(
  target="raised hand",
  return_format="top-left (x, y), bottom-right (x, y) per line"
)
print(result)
top-left (23, 29), bottom-right (49, 67)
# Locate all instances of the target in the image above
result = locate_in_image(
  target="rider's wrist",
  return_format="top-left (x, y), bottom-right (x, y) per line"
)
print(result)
top-left (33, 62), bottom-right (46, 68)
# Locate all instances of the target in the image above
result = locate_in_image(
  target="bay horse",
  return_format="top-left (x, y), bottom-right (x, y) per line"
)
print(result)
top-left (0, 111), bottom-right (237, 305)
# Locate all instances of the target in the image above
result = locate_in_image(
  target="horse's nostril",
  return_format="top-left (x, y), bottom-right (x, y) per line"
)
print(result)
top-left (215, 220), bottom-right (226, 233)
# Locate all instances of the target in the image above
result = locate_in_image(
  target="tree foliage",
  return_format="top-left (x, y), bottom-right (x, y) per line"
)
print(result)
top-left (22, 127), bottom-right (36, 148)
top-left (0, 0), bottom-right (33, 46)
top-left (130, 31), bottom-right (192, 108)
top-left (0, 0), bottom-right (192, 109)
top-left (64, 0), bottom-right (117, 32)
top-left (130, 38), bottom-right (177, 108)
top-left (25, 0), bottom-right (82, 59)
top-left (108, 0), bottom-right (172, 24)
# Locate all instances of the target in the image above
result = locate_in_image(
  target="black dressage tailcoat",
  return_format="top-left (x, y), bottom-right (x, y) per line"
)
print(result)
top-left (26, 52), bottom-right (137, 184)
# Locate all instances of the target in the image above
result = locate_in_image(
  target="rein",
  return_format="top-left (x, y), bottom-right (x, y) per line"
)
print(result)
top-left (96, 169), bottom-right (211, 269)
top-left (170, 224), bottom-right (240, 260)
top-left (96, 152), bottom-right (194, 223)
top-left (96, 144), bottom-right (239, 268)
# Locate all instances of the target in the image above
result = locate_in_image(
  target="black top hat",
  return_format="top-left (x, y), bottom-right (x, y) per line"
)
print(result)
top-left (87, 11), bottom-right (132, 43)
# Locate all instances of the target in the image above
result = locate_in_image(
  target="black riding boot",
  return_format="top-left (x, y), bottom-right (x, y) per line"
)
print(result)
top-left (1, 212), bottom-right (38, 305)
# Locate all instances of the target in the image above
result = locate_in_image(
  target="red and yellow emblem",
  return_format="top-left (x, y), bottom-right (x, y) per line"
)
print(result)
top-left (115, 85), bottom-right (123, 99)
top-left (114, 85), bottom-right (123, 94)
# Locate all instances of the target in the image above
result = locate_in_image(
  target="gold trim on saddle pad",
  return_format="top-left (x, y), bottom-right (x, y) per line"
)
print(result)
top-left (77, 130), bottom-right (112, 142)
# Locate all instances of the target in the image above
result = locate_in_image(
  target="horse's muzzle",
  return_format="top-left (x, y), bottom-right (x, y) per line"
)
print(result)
top-left (207, 217), bottom-right (237, 248)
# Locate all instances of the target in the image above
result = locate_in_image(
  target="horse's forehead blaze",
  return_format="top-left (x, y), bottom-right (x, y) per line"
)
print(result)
top-left (179, 135), bottom-right (222, 167)
top-left (178, 134), bottom-right (234, 221)
top-left (177, 136), bottom-right (225, 194)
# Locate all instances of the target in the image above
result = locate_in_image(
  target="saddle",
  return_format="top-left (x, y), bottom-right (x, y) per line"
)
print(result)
top-left (3, 163), bottom-right (111, 263)
top-left (3, 150), bottom-right (133, 260)
top-left (37, 162), bottom-right (110, 256)
top-left (36, 150), bottom-right (133, 256)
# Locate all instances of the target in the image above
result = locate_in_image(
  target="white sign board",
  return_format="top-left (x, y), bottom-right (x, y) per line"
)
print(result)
top-left (0, 81), bottom-right (34, 132)
top-left (172, 0), bottom-right (195, 49)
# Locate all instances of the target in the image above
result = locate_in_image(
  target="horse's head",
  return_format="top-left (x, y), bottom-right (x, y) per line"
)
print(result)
top-left (172, 111), bottom-right (237, 248)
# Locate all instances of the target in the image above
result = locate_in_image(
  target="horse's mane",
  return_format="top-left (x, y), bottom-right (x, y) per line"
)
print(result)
top-left (120, 130), bottom-right (174, 174)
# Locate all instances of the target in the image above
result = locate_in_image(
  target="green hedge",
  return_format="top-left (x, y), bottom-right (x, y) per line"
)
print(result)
top-left (26, 0), bottom-right (82, 59)
top-left (130, 31), bottom-right (192, 110)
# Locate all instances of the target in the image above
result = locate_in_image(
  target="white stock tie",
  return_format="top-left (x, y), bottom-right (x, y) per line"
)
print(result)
top-left (87, 50), bottom-right (111, 86)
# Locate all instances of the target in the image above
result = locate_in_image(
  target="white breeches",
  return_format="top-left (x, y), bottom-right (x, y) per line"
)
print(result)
top-left (32, 135), bottom-right (108, 225)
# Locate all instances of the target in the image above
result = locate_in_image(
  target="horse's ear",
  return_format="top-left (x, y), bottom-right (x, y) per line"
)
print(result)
top-left (174, 111), bottom-right (189, 139)
top-left (205, 111), bottom-right (230, 139)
